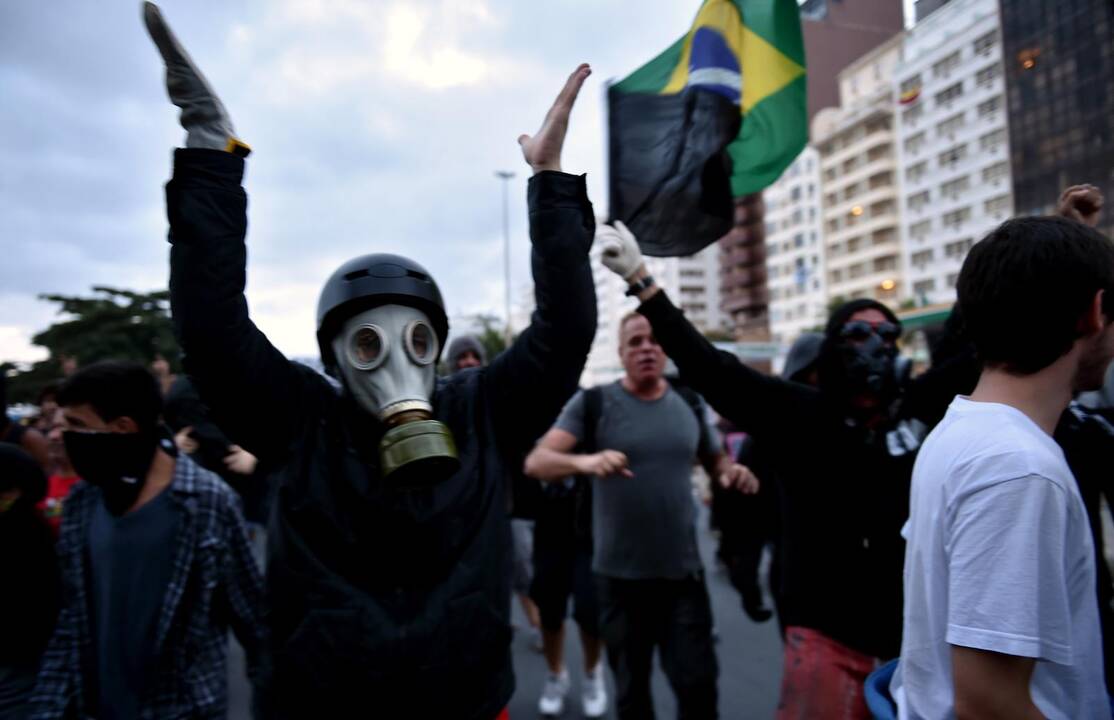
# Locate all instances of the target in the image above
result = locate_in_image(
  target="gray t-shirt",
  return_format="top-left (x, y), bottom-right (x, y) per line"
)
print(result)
top-left (89, 485), bottom-right (180, 720)
top-left (555, 381), bottom-right (717, 579)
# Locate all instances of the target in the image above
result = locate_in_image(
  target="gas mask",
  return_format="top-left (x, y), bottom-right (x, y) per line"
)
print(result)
top-left (332, 304), bottom-right (460, 488)
top-left (837, 320), bottom-right (902, 398)
top-left (62, 429), bottom-right (174, 515)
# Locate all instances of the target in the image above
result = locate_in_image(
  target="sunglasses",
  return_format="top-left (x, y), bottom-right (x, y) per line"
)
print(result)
top-left (840, 320), bottom-right (901, 343)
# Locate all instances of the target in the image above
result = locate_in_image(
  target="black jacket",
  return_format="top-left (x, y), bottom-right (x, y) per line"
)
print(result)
top-left (165, 149), bottom-right (596, 719)
top-left (640, 291), bottom-right (949, 660)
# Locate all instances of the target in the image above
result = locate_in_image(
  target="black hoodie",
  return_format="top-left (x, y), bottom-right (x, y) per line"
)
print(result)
top-left (639, 291), bottom-right (959, 659)
top-left (0, 444), bottom-right (59, 671)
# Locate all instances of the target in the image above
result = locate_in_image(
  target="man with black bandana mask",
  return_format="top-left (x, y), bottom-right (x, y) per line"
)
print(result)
top-left (597, 222), bottom-right (942, 720)
top-left (29, 361), bottom-right (264, 720)
top-left (140, 4), bottom-right (597, 718)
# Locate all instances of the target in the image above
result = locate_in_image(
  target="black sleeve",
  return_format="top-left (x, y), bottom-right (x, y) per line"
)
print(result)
top-left (484, 172), bottom-right (597, 459)
top-left (165, 149), bottom-right (324, 464)
top-left (637, 290), bottom-right (815, 437)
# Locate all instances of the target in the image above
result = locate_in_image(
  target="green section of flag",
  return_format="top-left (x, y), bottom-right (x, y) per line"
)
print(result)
top-left (612, 0), bottom-right (807, 197)
top-left (728, 71), bottom-right (807, 196)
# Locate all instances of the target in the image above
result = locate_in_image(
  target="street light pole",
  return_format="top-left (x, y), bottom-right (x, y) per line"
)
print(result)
top-left (495, 170), bottom-right (515, 347)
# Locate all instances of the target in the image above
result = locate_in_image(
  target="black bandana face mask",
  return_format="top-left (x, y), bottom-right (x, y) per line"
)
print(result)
top-left (839, 334), bottom-right (899, 397)
top-left (63, 430), bottom-right (161, 515)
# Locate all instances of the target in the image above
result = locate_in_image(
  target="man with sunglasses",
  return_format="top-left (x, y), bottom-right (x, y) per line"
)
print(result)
top-left (597, 222), bottom-right (931, 720)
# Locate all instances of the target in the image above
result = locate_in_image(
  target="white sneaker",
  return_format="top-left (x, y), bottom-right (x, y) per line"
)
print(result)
top-left (581, 665), bottom-right (608, 718)
top-left (538, 668), bottom-right (570, 716)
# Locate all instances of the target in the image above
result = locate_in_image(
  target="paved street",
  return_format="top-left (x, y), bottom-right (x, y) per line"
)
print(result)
top-left (506, 504), bottom-right (783, 719)
top-left (227, 506), bottom-right (784, 719)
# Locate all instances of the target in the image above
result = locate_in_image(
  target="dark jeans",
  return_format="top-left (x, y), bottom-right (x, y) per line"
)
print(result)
top-left (595, 573), bottom-right (719, 720)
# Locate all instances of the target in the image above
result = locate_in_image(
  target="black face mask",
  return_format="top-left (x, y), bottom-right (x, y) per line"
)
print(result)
top-left (63, 430), bottom-right (162, 516)
top-left (839, 333), bottom-right (900, 398)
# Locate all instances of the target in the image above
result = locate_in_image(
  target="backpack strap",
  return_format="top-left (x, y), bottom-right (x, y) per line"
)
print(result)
top-left (580, 385), bottom-right (604, 454)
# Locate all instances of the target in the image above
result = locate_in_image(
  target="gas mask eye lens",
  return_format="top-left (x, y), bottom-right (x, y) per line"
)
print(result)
top-left (405, 321), bottom-right (437, 365)
top-left (876, 322), bottom-right (901, 343)
top-left (348, 325), bottom-right (387, 370)
top-left (840, 321), bottom-right (874, 342)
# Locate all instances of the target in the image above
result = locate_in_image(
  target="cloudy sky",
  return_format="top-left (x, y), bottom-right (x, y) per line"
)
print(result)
top-left (0, 0), bottom-right (706, 364)
top-left (0, 1), bottom-right (911, 365)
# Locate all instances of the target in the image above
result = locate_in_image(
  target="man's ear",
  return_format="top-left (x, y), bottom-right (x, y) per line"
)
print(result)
top-left (108, 416), bottom-right (140, 434)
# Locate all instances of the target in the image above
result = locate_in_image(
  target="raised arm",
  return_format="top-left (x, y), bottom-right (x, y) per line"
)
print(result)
top-left (597, 223), bottom-right (810, 437)
top-left (145, 3), bottom-right (319, 461)
top-left (486, 65), bottom-right (598, 456)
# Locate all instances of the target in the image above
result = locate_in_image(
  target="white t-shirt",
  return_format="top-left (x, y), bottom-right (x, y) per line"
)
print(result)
top-left (892, 397), bottom-right (1108, 720)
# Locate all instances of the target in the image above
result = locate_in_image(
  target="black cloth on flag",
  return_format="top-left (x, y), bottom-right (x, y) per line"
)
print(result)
top-left (608, 86), bottom-right (740, 257)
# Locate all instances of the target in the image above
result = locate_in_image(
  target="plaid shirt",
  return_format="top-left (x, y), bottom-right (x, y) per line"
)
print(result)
top-left (29, 453), bottom-right (265, 720)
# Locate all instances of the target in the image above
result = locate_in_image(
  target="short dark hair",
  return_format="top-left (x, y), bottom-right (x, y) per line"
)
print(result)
top-left (57, 361), bottom-right (163, 432)
top-left (957, 216), bottom-right (1114, 374)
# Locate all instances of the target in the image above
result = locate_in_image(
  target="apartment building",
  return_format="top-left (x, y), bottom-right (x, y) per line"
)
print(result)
top-left (815, 35), bottom-right (904, 307)
top-left (764, 147), bottom-right (826, 344)
top-left (895, 0), bottom-right (1011, 306)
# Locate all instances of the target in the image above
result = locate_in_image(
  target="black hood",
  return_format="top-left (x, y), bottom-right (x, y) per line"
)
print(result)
top-left (0, 443), bottom-right (47, 509)
top-left (818, 299), bottom-right (903, 409)
top-left (446, 335), bottom-right (488, 371)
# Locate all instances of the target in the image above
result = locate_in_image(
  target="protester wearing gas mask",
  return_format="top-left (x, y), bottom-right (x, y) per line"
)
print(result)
top-left (28, 361), bottom-right (264, 720)
top-left (142, 3), bottom-right (597, 717)
top-left (597, 222), bottom-right (943, 720)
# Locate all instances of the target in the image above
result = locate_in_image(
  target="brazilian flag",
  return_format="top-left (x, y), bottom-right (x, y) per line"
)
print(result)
top-left (608, 0), bottom-right (807, 256)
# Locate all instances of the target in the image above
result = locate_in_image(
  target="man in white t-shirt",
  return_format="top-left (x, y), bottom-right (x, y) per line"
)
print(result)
top-left (894, 206), bottom-right (1114, 719)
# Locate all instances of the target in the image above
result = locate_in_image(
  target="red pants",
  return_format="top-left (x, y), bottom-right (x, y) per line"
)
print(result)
top-left (776, 626), bottom-right (879, 720)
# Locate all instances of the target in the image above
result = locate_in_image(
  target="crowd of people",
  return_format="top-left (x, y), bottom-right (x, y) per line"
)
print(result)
top-left (1, 3), bottom-right (1113, 719)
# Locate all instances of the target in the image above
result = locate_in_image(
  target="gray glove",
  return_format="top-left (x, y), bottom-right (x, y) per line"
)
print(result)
top-left (142, 2), bottom-right (249, 155)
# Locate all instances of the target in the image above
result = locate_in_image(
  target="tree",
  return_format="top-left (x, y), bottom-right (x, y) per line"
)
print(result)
top-left (2, 287), bottom-right (179, 405)
top-left (472, 313), bottom-right (510, 361)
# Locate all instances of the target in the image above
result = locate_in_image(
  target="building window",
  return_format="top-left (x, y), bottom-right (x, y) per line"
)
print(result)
top-left (975, 63), bottom-right (1001, 88)
top-left (946, 273), bottom-right (959, 288)
top-left (902, 103), bottom-right (924, 126)
top-left (981, 161), bottom-right (1010, 184)
top-left (912, 249), bottom-right (934, 267)
top-left (906, 160), bottom-right (929, 183)
top-left (973, 30), bottom-right (997, 57)
top-left (908, 190), bottom-right (931, 211)
top-left (941, 176), bottom-right (970, 199)
top-left (938, 144), bottom-right (968, 168)
top-left (984, 194), bottom-right (1012, 217)
top-left (944, 238), bottom-right (973, 258)
top-left (932, 51), bottom-right (962, 80)
top-left (910, 219), bottom-right (932, 240)
top-left (977, 96), bottom-right (1001, 118)
top-left (979, 128), bottom-right (1007, 151)
top-left (942, 207), bottom-right (972, 229)
top-left (936, 112), bottom-right (965, 139)
top-left (934, 82), bottom-right (964, 108)
top-left (913, 279), bottom-right (937, 295)
top-left (904, 131), bottom-right (927, 155)
top-left (900, 75), bottom-right (922, 94)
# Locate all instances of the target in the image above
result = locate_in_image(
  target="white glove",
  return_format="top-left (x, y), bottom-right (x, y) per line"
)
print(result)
top-left (143, 2), bottom-right (248, 155)
top-left (598, 221), bottom-right (644, 280)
